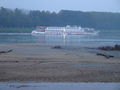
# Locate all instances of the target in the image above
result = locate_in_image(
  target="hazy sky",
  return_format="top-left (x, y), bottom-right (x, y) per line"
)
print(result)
top-left (0, 0), bottom-right (120, 12)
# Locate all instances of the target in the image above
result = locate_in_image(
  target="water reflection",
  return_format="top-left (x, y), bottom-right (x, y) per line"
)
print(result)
top-left (33, 34), bottom-right (93, 45)
top-left (32, 34), bottom-right (120, 46)
top-left (0, 33), bottom-right (120, 45)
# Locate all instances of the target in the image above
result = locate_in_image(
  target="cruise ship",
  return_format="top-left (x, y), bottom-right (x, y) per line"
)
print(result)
top-left (31, 25), bottom-right (98, 35)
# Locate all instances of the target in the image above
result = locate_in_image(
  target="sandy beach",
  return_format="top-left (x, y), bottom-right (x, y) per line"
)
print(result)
top-left (0, 43), bottom-right (120, 82)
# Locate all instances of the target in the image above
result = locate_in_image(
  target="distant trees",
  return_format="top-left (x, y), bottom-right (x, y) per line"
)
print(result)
top-left (0, 7), bottom-right (120, 29)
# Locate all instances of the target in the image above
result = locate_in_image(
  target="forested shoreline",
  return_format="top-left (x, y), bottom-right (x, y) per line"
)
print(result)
top-left (0, 27), bottom-right (33, 33)
top-left (0, 7), bottom-right (120, 32)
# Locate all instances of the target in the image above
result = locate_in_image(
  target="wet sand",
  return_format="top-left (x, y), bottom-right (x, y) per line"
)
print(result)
top-left (0, 43), bottom-right (120, 82)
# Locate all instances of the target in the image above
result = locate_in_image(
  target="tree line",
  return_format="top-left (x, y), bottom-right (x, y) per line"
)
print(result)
top-left (0, 7), bottom-right (120, 29)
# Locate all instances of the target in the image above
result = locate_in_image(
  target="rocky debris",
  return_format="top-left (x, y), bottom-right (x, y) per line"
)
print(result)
top-left (52, 46), bottom-right (62, 49)
top-left (0, 49), bottom-right (13, 54)
top-left (9, 85), bottom-right (31, 88)
top-left (98, 44), bottom-right (120, 51)
top-left (96, 53), bottom-right (114, 59)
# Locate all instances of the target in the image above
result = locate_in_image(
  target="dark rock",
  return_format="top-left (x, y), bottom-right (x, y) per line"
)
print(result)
top-left (52, 46), bottom-right (62, 49)
top-left (98, 44), bottom-right (120, 51)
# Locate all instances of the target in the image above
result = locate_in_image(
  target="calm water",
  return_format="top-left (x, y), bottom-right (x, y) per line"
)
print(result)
top-left (0, 83), bottom-right (120, 90)
top-left (0, 30), bottom-right (120, 46)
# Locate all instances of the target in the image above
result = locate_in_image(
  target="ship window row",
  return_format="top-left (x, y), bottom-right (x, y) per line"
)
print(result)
top-left (46, 27), bottom-right (82, 29)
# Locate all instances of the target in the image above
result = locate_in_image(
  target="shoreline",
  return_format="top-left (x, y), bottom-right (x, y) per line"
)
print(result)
top-left (0, 43), bottom-right (120, 82)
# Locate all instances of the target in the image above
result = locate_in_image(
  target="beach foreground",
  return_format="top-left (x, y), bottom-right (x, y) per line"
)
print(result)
top-left (1, 82), bottom-right (120, 90)
top-left (0, 43), bottom-right (120, 82)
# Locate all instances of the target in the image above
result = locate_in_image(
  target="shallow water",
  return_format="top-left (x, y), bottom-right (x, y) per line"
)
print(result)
top-left (0, 83), bottom-right (120, 90)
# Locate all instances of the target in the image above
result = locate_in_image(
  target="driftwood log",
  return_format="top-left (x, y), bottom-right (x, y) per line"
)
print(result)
top-left (0, 49), bottom-right (13, 54)
top-left (96, 53), bottom-right (114, 59)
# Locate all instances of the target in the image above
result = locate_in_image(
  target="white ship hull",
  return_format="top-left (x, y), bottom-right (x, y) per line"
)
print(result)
top-left (31, 31), bottom-right (98, 35)
top-left (31, 25), bottom-right (98, 35)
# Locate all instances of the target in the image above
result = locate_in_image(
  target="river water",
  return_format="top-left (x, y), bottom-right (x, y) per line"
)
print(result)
top-left (0, 30), bottom-right (120, 46)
